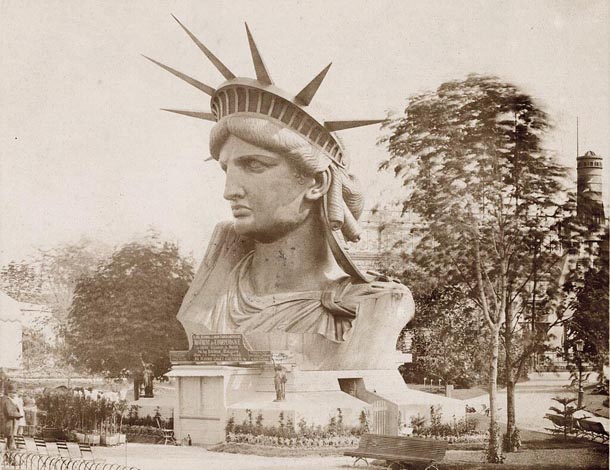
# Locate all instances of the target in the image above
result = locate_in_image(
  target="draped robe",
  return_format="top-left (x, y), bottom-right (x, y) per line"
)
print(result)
top-left (178, 222), bottom-right (414, 370)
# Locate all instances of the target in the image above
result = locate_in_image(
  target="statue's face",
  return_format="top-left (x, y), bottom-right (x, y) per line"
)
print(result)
top-left (219, 135), bottom-right (312, 243)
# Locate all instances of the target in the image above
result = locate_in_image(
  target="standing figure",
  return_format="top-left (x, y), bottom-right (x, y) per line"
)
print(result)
top-left (13, 390), bottom-right (25, 436)
top-left (0, 384), bottom-right (22, 450)
top-left (273, 365), bottom-right (288, 402)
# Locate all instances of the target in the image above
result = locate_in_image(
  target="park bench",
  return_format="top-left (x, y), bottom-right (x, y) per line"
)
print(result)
top-left (345, 433), bottom-right (447, 470)
top-left (578, 419), bottom-right (609, 443)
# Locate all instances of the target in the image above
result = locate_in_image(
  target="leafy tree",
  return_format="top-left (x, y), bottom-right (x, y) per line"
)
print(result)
top-left (38, 239), bottom-right (110, 327)
top-left (0, 261), bottom-right (44, 302)
top-left (399, 285), bottom-right (487, 388)
top-left (380, 74), bottom-right (567, 459)
top-left (1, 240), bottom-right (110, 373)
top-left (21, 322), bottom-right (54, 373)
top-left (67, 236), bottom-right (192, 377)
top-left (565, 227), bottom-right (609, 380)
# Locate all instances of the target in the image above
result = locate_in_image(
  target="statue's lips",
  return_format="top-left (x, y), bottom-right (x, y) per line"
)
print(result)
top-left (231, 205), bottom-right (251, 217)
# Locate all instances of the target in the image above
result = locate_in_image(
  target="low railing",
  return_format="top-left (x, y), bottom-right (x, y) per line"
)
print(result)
top-left (3, 450), bottom-right (141, 470)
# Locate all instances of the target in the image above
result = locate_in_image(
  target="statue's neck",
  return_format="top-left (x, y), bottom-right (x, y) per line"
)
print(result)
top-left (248, 214), bottom-right (342, 295)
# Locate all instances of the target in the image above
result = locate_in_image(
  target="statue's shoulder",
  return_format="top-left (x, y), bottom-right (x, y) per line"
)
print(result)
top-left (322, 272), bottom-right (412, 321)
top-left (350, 271), bottom-right (412, 300)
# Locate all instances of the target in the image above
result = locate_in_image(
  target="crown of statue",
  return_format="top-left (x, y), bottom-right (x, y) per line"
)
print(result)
top-left (144, 16), bottom-right (383, 168)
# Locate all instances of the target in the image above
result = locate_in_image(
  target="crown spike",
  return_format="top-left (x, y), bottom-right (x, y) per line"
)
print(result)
top-left (143, 55), bottom-right (216, 96)
top-left (171, 15), bottom-right (235, 80)
top-left (161, 109), bottom-right (216, 121)
top-left (324, 120), bottom-right (385, 132)
top-left (295, 63), bottom-right (332, 106)
top-left (245, 23), bottom-right (273, 85)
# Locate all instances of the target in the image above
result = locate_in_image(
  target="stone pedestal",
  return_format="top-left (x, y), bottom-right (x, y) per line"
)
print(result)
top-left (166, 362), bottom-right (466, 445)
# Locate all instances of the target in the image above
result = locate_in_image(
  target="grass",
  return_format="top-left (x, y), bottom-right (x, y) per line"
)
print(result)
top-left (438, 464), bottom-right (607, 470)
top-left (209, 442), bottom-right (349, 457)
top-left (407, 384), bottom-right (488, 400)
top-left (581, 386), bottom-right (609, 418)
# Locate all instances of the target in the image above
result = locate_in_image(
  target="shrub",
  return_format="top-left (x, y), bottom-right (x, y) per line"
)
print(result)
top-left (225, 408), bottom-right (366, 447)
top-left (409, 406), bottom-right (482, 441)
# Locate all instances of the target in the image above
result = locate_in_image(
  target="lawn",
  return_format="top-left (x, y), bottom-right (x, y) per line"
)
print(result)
top-left (407, 384), bottom-right (488, 400)
top-left (582, 386), bottom-right (609, 418)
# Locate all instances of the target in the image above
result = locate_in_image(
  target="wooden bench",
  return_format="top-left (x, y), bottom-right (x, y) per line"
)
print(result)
top-left (345, 433), bottom-right (448, 470)
top-left (578, 419), bottom-right (609, 443)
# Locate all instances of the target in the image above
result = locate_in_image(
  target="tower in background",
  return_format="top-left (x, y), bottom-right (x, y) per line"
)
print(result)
top-left (576, 150), bottom-right (605, 227)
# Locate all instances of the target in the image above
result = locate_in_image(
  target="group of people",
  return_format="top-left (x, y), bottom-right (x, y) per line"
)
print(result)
top-left (0, 383), bottom-right (26, 450)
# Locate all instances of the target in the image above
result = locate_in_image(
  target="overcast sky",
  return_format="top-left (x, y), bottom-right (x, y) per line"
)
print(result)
top-left (1, 0), bottom-right (608, 265)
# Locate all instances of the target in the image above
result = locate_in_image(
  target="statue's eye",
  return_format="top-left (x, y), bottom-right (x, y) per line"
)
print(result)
top-left (242, 157), bottom-right (267, 172)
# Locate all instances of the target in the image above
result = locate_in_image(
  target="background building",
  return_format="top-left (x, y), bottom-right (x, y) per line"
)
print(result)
top-left (577, 150), bottom-right (606, 226)
top-left (345, 210), bottom-right (417, 273)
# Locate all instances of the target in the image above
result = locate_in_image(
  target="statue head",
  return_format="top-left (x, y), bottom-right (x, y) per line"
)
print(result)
top-left (146, 17), bottom-right (384, 281)
top-left (210, 115), bottom-right (367, 247)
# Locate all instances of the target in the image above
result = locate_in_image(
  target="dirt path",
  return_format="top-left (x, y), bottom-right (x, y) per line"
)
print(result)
top-left (93, 443), bottom-right (608, 470)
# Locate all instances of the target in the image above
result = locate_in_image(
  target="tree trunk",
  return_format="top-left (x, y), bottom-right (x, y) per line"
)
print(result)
top-left (505, 378), bottom-right (516, 451)
top-left (487, 326), bottom-right (502, 463)
top-left (504, 305), bottom-right (516, 452)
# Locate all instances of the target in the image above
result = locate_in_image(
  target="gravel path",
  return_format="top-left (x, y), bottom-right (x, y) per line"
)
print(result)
top-left (93, 443), bottom-right (608, 470)
top-left (465, 373), bottom-right (609, 433)
top-left (95, 443), bottom-right (351, 470)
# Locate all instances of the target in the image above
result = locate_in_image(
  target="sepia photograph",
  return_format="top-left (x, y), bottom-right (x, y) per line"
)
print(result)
top-left (1, 1), bottom-right (608, 469)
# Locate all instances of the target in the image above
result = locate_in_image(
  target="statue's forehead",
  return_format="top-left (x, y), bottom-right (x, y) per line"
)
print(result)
top-left (218, 135), bottom-right (283, 165)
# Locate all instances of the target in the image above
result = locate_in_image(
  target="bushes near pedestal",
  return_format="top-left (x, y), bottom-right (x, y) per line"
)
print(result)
top-left (225, 408), bottom-right (366, 448)
top-left (409, 405), bottom-right (486, 443)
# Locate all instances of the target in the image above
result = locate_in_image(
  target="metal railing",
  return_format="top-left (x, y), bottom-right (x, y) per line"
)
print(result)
top-left (3, 450), bottom-right (141, 470)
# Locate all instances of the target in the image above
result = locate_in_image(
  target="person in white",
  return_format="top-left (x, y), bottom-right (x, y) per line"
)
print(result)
top-left (12, 390), bottom-right (25, 436)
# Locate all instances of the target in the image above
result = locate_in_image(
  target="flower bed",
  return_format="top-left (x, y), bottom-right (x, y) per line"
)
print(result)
top-left (409, 405), bottom-right (486, 444)
top-left (225, 409), bottom-right (367, 449)
top-left (226, 432), bottom-right (360, 448)
top-left (122, 424), bottom-right (161, 443)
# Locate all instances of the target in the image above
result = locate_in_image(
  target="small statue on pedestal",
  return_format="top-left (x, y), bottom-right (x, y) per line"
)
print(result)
top-left (140, 357), bottom-right (154, 398)
top-left (273, 365), bottom-right (287, 402)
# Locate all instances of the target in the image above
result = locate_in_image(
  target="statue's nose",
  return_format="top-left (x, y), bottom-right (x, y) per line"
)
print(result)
top-left (223, 167), bottom-right (245, 200)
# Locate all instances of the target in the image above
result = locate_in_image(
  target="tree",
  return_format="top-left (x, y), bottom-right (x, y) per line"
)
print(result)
top-left (380, 74), bottom-right (566, 460)
top-left (67, 236), bottom-right (192, 377)
top-left (398, 285), bottom-right (487, 388)
top-left (21, 322), bottom-right (54, 373)
top-left (0, 261), bottom-right (44, 303)
top-left (1, 240), bottom-right (110, 373)
top-left (565, 227), bottom-right (609, 380)
top-left (37, 239), bottom-right (110, 327)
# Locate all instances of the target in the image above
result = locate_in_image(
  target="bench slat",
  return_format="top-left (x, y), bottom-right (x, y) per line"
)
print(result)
top-left (346, 434), bottom-right (447, 463)
top-left (346, 451), bottom-right (433, 462)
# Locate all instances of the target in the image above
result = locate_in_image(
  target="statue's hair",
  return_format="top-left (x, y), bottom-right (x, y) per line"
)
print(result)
top-left (210, 115), bottom-right (364, 242)
top-left (210, 115), bottom-right (330, 175)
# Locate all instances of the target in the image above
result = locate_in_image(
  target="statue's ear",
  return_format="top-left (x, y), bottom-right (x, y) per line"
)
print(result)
top-left (304, 169), bottom-right (330, 202)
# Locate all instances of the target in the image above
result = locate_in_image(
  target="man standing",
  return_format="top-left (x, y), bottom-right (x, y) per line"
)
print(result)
top-left (13, 390), bottom-right (25, 436)
top-left (0, 383), bottom-right (22, 449)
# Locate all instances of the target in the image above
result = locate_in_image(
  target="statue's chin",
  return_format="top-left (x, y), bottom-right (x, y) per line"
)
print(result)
top-left (232, 219), bottom-right (303, 244)
top-left (232, 221), bottom-right (275, 243)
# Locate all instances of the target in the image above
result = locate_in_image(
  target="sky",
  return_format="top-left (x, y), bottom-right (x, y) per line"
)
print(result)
top-left (1, 0), bottom-right (609, 265)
